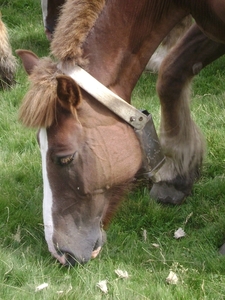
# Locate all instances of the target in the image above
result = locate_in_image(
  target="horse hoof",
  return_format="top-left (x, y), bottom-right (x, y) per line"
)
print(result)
top-left (219, 243), bottom-right (225, 255)
top-left (150, 182), bottom-right (186, 205)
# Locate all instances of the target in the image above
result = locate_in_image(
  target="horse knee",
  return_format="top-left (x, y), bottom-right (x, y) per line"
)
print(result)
top-left (157, 66), bottom-right (183, 103)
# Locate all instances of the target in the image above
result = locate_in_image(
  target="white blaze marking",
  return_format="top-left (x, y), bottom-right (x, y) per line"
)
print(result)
top-left (39, 128), bottom-right (102, 265)
top-left (39, 129), bottom-right (54, 252)
top-left (39, 128), bottom-right (65, 264)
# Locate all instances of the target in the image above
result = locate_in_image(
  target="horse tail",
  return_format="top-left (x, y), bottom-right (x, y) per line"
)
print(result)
top-left (0, 12), bottom-right (17, 89)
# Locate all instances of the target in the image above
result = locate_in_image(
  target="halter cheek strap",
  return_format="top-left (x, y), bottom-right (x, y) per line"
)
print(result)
top-left (58, 64), bottom-right (148, 130)
top-left (57, 63), bottom-right (165, 181)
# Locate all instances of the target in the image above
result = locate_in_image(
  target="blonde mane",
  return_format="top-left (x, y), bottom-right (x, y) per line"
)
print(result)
top-left (19, 58), bottom-right (62, 128)
top-left (51, 0), bottom-right (105, 65)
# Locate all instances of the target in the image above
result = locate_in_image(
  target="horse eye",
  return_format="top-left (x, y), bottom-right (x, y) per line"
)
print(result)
top-left (55, 153), bottom-right (75, 166)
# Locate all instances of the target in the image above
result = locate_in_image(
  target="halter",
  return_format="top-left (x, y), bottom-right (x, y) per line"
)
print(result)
top-left (58, 63), bottom-right (165, 181)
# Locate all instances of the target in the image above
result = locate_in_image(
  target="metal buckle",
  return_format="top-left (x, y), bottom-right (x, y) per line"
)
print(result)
top-left (135, 111), bottom-right (165, 182)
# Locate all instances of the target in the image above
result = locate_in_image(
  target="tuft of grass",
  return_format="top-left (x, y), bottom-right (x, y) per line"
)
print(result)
top-left (1, 1), bottom-right (225, 299)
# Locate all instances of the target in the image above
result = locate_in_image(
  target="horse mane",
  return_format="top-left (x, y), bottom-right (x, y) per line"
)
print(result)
top-left (51, 0), bottom-right (105, 66)
top-left (20, 0), bottom-right (105, 128)
top-left (51, 0), bottom-right (177, 65)
top-left (19, 0), bottom-right (180, 129)
top-left (19, 58), bottom-right (63, 128)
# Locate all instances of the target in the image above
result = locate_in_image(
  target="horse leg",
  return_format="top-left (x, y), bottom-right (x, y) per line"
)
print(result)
top-left (146, 15), bottom-right (192, 73)
top-left (150, 24), bottom-right (225, 204)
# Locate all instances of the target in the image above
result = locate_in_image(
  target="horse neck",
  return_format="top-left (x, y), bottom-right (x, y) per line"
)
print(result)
top-left (81, 0), bottom-right (189, 102)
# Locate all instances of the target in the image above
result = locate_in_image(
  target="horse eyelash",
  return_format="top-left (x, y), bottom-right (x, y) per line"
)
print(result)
top-left (55, 153), bottom-right (75, 166)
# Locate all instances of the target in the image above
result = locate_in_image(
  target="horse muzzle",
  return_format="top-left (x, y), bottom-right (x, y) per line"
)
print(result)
top-left (53, 228), bottom-right (106, 266)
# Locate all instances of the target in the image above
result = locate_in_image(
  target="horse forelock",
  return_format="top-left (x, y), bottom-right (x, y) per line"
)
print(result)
top-left (19, 58), bottom-right (62, 128)
top-left (51, 0), bottom-right (105, 65)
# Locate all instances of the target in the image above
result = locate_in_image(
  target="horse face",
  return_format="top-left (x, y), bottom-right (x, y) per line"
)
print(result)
top-left (38, 116), bottom-right (107, 265)
top-left (17, 50), bottom-right (142, 266)
top-left (38, 104), bottom-right (143, 265)
top-left (37, 77), bottom-right (143, 266)
top-left (36, 76), bottom-right (111, 265)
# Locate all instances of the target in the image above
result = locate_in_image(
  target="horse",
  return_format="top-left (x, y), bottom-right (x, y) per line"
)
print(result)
top-left (0, 12), bottom-right (17, 89)
top-left (17, 0), bottom-right (225, 266)
top-left (41, 0), bottom-right (192, 72)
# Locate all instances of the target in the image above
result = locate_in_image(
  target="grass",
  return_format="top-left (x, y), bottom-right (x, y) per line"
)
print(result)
top-left (0, 1), bottom-right (225, 299)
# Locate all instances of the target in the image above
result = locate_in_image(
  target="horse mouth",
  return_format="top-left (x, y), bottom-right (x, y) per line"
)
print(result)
top-left (56, 246), bottom-right (102, 266)
top-left (91, 230), bottom-right (106, 259)
top-left (91, 246), bottom-right (102, 259)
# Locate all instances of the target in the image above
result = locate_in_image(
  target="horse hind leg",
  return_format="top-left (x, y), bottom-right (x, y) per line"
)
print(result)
top-left (151, 24), bottom-right (225, 204)
top-left (0, 14), bottom-right (17, 89)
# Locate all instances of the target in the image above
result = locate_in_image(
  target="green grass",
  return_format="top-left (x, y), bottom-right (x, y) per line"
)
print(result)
top-left (1, 1), bottom-right (225, 299)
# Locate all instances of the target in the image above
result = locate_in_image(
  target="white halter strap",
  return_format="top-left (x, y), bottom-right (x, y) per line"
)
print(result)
top-left (57, 63), bottom-right (165, 180)
top-left (57, 64), bottom-right (148, 130)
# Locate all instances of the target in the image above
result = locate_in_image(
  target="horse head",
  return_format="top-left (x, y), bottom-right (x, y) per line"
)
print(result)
top-left (16, 49), bottom-right (143, 266)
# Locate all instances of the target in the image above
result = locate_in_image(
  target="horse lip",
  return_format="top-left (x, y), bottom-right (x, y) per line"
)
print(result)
top-left (91, 246), bottom-right (101, 259)
top-left (55, 243), bottom-right (102, 266)
top-left (55, 251), bottom-right (67, 265)
top-left (56, 250), bottom-right (79, 266)
top-left (91, 229), bottom-right (106, 259)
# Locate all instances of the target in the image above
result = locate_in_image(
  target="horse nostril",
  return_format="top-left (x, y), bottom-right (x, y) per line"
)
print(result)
top-left (63, 252), bottom-right (77, 267)
top-left (56, 250), bottom-right (77, 267)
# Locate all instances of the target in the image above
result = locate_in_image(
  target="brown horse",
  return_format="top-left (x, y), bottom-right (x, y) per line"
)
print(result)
top-left (17, 0), bottom-right (225, 266)
top-left (41, 0), bottom-right (192, 72)
top-left (0, 12), bottom-right (17, 89)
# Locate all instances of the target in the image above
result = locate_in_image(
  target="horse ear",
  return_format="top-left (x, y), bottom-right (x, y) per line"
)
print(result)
top-left (56, 75), bottom-right (81, 112)
top-left (16, 49), bottom-right (39, 75)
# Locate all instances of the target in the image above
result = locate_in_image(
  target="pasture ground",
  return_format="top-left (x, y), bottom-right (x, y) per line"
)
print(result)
top-left (0, 1), bottom-right (225, 299)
